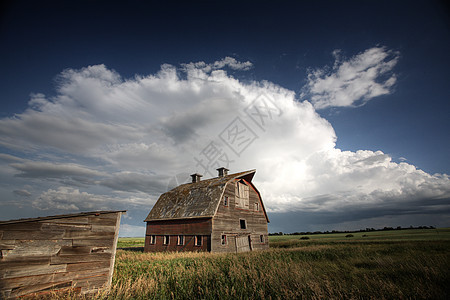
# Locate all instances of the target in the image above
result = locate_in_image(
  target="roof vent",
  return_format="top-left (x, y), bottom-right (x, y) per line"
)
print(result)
top-left (190, 173), bottom-right (203, 183)
top-left (217, 167), bottom-right (229, 177)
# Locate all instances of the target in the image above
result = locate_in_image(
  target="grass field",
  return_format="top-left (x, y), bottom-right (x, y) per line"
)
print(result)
top-left (117, 228), bottom-right (450, 249)
top-left (43, 228), bottom-right (450, 299)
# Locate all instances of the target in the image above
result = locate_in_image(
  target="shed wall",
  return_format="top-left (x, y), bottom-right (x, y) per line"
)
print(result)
top-left (0, 212), bottom-right (123, 299)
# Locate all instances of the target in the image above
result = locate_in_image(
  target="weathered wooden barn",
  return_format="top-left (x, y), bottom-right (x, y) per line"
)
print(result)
top-left (144, 168), bottom-right (269, 253)
top-left (0, 210), bottom-right (125, 299)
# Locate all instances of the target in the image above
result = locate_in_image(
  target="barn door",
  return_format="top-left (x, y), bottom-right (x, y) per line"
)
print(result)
top-left (235, 235), bottom-right (252, 253)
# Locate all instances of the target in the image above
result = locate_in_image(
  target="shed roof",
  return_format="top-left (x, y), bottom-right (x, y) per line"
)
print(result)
top-left (145, 170), bottom-right (259, 221)
top-left (0, 210), bottom-right (127, 225)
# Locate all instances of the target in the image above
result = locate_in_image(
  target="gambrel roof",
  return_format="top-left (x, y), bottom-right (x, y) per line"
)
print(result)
top-left (145, 169), bottom-right (269, 222)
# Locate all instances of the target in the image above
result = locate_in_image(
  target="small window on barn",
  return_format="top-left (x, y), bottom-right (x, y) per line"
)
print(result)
top-left (195, 235), bottom-right (202, 246)
top-left (224, 196), bottom-right (229, 207)
top-left (240, 219), bottom-right (247, 230)
top-left (255, 202), bottom-right (259, 211)
top-left (150, 235), bottom-right (156, 244)
top-left (177, 235), bottom-right (184, 245)
top-left (163, 235), bottom-right (170, 245)
top-left (260, 235), bottom-right (264, 243)
top-left (221, 234), bottom-right (227, 245)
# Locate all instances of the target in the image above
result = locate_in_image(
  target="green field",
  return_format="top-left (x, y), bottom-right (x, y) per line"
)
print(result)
top-left (269, 227), bottom-right (450, 243)
top-left (117, 228), bottom-right (450, 249)
top-left (44, 228), bottom-right (450, 299)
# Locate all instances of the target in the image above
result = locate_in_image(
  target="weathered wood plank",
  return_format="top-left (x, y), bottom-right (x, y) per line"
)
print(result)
top-left (0, 240), bottom-right (15, 250)
top-left (0, 268), bottom-right (109, 290)
top-left (90, 213), bottom-right (118, 219)
top-left (1, 269), bottom-right (108, 289)
top-left (42, 217), bottom-right (89, 224)
top-left (66, 261), bottom-right (110, 272)
top-left (3, 240), bottom-right (71, 258)
top-left (10, 280), bottom-right (73, 298)
top-left (41, 223), bottom-right (91, 231)
top-left (72, 239), bottom-right (114, 247)
top-left (0, 256), bottom-right (51, 265)
top-left (106, 212), bottom-right (121, 290)
top-left (53, 268), bottom-right (110, 283)
top-left (50, 253), bottom-right (111, 264)
top-left (63, 230), bottom-right (115, 239)
top-left (87, 217), bottom-right (117, 226)
top-left (91, 225), bottom-right (116, 232)
top-left (2, 230), bottom-right (65, 240)
top-left (59, 246), bottom-right (92, 255)
top-left (0, 263), bottom-right (67, 280)
top-left (0, 223), bottom-right (43, 231)
top-left (0, 289), bottom-right (11, 299)
top-left (90, 247), bottom-right (112, 254)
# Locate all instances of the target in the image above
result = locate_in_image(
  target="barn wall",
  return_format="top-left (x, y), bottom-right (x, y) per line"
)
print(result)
top-left (211, 179), bottom-right (269, 253)
top-left (0, 211), bottom-right (123, 299)
top-left (144, 218), bottom-right (212, 252)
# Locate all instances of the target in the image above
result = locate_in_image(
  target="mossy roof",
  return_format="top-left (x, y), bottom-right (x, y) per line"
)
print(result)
top-left (144, 170), bottom-right (263, 221)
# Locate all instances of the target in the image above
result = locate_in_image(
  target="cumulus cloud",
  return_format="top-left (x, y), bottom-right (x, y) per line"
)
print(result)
top-left (263, 149), bottom-right (450, 216)
top-left (182, 56), bottom-right (253, 73)
top-left (32, 187), bottom-right (151, 211)
top-left (0, 51), bottom-right (449, 230)
top-left (302, 46), bottom-right (399, 109)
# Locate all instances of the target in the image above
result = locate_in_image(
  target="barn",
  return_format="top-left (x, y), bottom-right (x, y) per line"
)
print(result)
top-left (144, 168), bottom-right (269, 253)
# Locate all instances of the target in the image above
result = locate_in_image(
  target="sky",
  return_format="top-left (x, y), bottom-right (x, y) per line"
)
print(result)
top-left (0, 0), bottom-right (449, 236)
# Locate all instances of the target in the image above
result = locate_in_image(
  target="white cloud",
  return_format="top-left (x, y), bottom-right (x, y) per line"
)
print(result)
top-left (0, 53), bottom-right (449, 230)
top-left (302, 46), bottom-right (399, 109)
top-left (32, 187), bottom-right (152, 211)
top-left (182, 56), bottom-right (253, 74)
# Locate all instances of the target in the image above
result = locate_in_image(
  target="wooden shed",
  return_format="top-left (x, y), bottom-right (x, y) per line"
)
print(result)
top-left (0, 210), bottom-right (125, 299)
top-left (144, 168), bottom-right (269, 253)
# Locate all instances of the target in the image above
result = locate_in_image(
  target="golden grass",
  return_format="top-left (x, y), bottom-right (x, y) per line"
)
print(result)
top-left (34, 238), bottom-right (450, 299)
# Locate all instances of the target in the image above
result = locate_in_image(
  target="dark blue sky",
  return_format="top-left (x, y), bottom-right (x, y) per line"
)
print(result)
top-left (1, 0), bottom-right (449, 234)
top-left (2, 0), bottom-right (448, 174)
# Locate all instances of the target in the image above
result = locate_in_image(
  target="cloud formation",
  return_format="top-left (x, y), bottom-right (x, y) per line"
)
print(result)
top-left (302, 47), bottom-right (399, 109)
top-left (0, 52), bottom-right (448, 232)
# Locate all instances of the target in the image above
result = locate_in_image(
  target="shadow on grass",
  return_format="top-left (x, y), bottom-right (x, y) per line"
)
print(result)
top-left (118, 247), bottom-right (144, 252)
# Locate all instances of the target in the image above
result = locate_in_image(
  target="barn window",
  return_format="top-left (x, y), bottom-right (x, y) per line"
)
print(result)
top-left (260, 235), bottom-right (264, 243)
top-left (255, 202), bottom-right (259, 211)
top-left (177, 235), bottom-right (184, 245)
top-left (149, 235), bottom-right (156, 244)
top-left (240, 219), bottom-right (247, 229)
top-left (224, 196), bottom-right (229, 207)
top-left (163, 235), bottom-right (170, 245)
top-left (221, 234), bottom-right (227, 245)
top-left (195, 235), bottom-right (202, 246)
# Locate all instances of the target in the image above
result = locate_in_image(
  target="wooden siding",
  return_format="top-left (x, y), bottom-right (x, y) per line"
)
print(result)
top-left (144, 218), bottom-right (211, 252)
top-left (211, 179), bottom-right (269, 253)
top-left (0, 211), bottom-right (124, 299)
